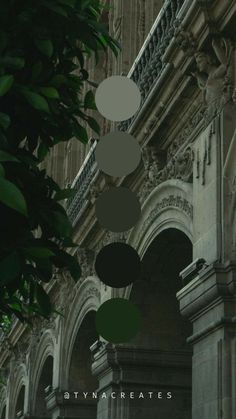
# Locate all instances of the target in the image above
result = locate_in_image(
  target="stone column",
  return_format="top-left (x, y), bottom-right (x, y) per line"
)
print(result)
top-left (177, 261), bottom-right (236, 419)
top-left (177, 105), bottom-right (236, 419)
top-left (91, 341), bottom-right (191, 419)
top-left (45, 388), bottom-right (97, 419)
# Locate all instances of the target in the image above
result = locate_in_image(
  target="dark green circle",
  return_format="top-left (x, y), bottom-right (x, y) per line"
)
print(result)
top-left (95, 298), bottom-right (141, 344)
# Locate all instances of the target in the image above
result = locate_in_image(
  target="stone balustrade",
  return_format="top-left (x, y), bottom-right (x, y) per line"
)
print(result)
top-left (67, 0), bottom-right (186, 225)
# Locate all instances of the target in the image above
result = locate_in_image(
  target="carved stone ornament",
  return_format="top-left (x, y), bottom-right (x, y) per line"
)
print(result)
top-left (192, 37), bottom-right (234, 121)
top-left (136, 194), bottom-right (193, 246)
top-left (174, 22), bottom-right (197, 56)
top-left (76, 247), bottom-right (95, 278)
top-left (140, 145), bottom-right (194, 203)
top-left (194, 121), bottom-right (214, 185)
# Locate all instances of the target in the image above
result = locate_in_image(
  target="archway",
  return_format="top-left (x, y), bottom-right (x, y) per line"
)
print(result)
top-left (15, 386), bottom-right (25, 418)
top-left (128, 228), bottom-right (192, 419)
top-left (66, 311), bottom-right (98, 418)
top-left (34, 355), bottom-right (53, 417)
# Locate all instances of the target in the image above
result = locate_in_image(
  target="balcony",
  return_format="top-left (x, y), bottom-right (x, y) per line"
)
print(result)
top-left (67, 0), bottom-right (186, 225)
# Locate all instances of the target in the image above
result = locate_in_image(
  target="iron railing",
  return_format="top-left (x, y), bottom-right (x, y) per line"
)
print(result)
top-left (67, 0), bottom-right (185, 224)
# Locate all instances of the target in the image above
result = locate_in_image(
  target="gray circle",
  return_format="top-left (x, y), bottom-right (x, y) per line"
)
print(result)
top-left (95, 187), bottom-right (141, 232)
top-left (95, 131), bottom-right (141, 177)
top-left (95, 76), bottom-right (141, 122)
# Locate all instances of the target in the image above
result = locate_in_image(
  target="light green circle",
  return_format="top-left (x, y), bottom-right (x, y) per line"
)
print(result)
top-left (95, 76), bottom-right (141, 122)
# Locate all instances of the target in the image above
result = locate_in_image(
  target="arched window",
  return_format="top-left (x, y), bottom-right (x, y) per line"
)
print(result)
top-left (34, 355), bottom-right (53, 416)
top-left (129, 228), bottom-right (193, 419)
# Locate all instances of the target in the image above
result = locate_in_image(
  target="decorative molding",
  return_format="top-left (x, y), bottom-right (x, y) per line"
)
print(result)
top-left (174, 22), bottom-right (197, 56)
top-left (81, 287), bottom-right (100, 305)
top-left (140, 144), bottom-right (194, 203)
top-left (76, 247), bottom-right (95, 278)
top-left (138, 0), bottom-right (146, 44)
top-left (137, 193), bottom-right (193, 246)
top-left (195, 121), bottom-right (214, 185)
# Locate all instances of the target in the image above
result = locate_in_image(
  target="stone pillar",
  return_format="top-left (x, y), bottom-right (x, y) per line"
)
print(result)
top-left (91, 341), bottom-right (191, 419)
top-left (45, 388), bottom-right (97, 419)
top-left (177, 261), bottom-right (236, 419)
top-left (177, 105), bottom-right (236, 419)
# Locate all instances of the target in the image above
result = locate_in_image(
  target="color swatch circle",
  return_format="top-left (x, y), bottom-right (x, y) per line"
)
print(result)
top-left (95, 76), bottom-right (141, 121)
top-left (95, 131), bottom-right (141, 177)
top-left (95, 187), bottom-right (141, 232)
top-left (95, 242), bottom-right (141, 288)
top-left (95, 298), bottom-right (141, 343)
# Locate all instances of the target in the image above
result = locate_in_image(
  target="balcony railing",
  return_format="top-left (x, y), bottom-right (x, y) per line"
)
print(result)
top-left (67, 0), bottom-right (185, 225)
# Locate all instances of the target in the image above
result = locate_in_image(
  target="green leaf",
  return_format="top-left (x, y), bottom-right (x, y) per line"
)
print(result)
top-left (0, 150), bottom-right (19, 162)
top-left (58, 0), bottom-right (76, 6)
top-left (66, 254), bottom-right (81, 281)
top-left (39, 87), bottom-right (60, 99)
top-left (53, 250), bottom-right (81, 281)
top-left (22, 90), bottom-right (50, 113)
top-left (73, 122), bottom-right (89, 143)
top-left (51, 210), bottom-right (72, 237)
top-left (42, 2), bottom-right (68, 17)
top-left (81, 0), bottom-right (93, 11)
top-left (0, 132), bottom-right (8, 147)
top-left (84, 90), bottom-right (96, 110)
top-left (62, 237), bottom-right (78, 247)
top-left (36, 284), bottom-right (52, 317)
top-left (37, 143), bottom-right (49, 161)
top-left (0, 57), bottom-right (25, 70)
top-left (80, 69), bottom-right (89, 80)
top-left (0, 112), bottom-right (11, 130)
top-left (0, 178), bottom-right (28, 216)
top-left (0, 32), bottom-right (7, 53)
top-left (0, 75), bottom-right (14, 96)
top-left (54, 188), bottom-right (76, 200)
top-left (0, 163), bottom-right (5, 177)
top-left (31, 61), bottom-right (43, 82)
top-left (35, 39), bottom-right (53, 58)
top-left (36, 258), bottom-right (53, 282)
top-left (87, 116), bottom-right (100, 135)
top-left (50, 74), bottom-right (67, 87)
top-left (0, 253), bottom-right (21, 285)
top-left (25, 247), bottom-right (55, 259)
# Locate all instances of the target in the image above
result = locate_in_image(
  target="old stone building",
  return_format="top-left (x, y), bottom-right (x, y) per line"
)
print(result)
top-left (0, 0), bottom-right (236, 418)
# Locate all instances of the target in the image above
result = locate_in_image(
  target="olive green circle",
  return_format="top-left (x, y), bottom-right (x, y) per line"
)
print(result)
top-left (95, 131), bottom-right (141, 177)
top-left (95, 187), bottom-right (141, 232)
top-left (95, 76), bottom-right (141, 122)
top-left (95, 298), bottom-right (141, 343)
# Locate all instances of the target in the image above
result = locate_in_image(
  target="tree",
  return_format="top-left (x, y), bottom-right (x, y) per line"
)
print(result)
top-left (0, 0), bottom-right (119, 324)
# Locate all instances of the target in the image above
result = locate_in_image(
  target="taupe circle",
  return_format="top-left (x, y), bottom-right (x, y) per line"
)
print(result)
top-left (95, 187), bottom-right (141, 232)
top-left (95, 76), bottom-right (141, 122)
top-left (95, 131), bottom-right (141, 177)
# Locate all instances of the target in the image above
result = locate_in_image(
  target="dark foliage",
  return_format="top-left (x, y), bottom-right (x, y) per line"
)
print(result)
top-left (0, 0), bottom-right (119, 324)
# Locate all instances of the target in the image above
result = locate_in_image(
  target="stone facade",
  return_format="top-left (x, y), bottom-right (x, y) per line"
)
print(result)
top-left (1, 0), bottom-right (236, 418)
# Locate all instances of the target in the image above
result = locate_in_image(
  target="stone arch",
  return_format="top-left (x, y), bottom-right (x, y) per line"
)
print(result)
top-left (110, 180), bottom-right (193, 418)
top-left (30, 329), bottom-right (55, 414)
top-left (61, 276), bottom-right (100, 388)
top-left (9, 364), bottom-right (27, 418)
top-left (128, 179), bottom-right (193, 259)
top-left (115, 179), bottom-right (193, 300)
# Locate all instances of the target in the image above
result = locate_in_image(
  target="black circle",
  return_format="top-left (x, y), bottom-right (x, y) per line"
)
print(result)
top-left (95, 242), bottom-right (141, 288)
